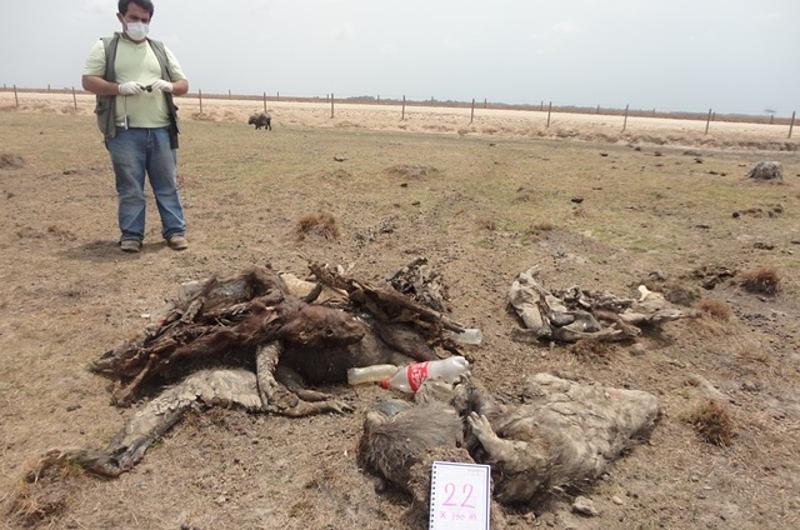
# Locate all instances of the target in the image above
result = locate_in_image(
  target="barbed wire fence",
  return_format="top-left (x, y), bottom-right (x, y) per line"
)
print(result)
top-left (0, 84), bottom-right (796, 139)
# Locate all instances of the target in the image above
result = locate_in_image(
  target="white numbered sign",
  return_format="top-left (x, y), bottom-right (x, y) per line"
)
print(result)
top-left (429, 461), bottom-right (491, 530)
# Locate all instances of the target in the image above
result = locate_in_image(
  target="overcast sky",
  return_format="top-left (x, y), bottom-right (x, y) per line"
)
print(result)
top-left (2, 0), bottom-right (798, 115)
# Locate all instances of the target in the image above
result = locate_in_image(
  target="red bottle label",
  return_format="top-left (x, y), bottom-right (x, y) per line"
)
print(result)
top-left (407, 362), bottom-right (429, 392)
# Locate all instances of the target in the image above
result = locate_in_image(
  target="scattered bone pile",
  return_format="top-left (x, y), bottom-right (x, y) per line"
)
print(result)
top-left (508, 266), bottom-right (696, 343)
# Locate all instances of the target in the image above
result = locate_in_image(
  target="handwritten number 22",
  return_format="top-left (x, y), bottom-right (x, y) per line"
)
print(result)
top-left (442, 483), bottom-right (476, 508)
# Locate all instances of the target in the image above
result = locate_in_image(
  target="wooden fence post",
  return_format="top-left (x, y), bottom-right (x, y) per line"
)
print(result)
top-left (470, 98), bottom-right (475, 124)
top-left (199, 89), bottom-right (203, 113)
top-left (13, 84), bottom-right (18, 107)
top-left (622, 104), bottom-right (629, 132)
top-left (277, 91), bottom-right (280, 101)
top-left (484, 98), bottom-right (487, 109)
top-left (72, 87), bottom-right (77, 110)
top-left (228, 89), bottom-right (231, 100)
top-left (596, 104), bottom-right (600, 114)
top-left (47, 84), bottom-right (51, 93)
top-left (402, 95), bottom-right (406, 121)
top-left (546, 101), bottom-right (552, 128)
top-left (704, 108), bottom-right (712, 135)
top-left (789, 111), bottom-right (796, 139)
top-left (540, 100), bottom-right (544, 112)
top-left (263, 91), bottom-right (267, 113)
top-left (330, 93), bottom-right (334, 118)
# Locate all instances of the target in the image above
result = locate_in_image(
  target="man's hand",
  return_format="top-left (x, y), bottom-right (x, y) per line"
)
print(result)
top-left (152, 79), bottom-right (174, 93)
top-left (118, 81), bottom-right (145, 96)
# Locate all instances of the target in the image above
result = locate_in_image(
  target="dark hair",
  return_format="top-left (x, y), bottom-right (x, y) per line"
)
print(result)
top-left (118, 0), bottom-right (154, 18)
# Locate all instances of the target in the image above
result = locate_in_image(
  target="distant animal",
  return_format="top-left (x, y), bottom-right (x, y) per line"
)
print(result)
top-left (248, 112), bottom-right (272, 130)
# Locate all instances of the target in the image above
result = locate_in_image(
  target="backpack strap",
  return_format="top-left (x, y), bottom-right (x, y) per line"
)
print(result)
top-left (146, 39), bottom-right (173, 81)
top-left (146, 38), bottom-right (181, 149)
top-left (101, 34), bottom-right (121, 82)
top-left (95, 34), bottom-right (121, 141)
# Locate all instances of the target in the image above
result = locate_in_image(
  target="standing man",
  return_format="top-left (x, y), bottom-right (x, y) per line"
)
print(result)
top-left (82, 0), bottom-right (189, 252)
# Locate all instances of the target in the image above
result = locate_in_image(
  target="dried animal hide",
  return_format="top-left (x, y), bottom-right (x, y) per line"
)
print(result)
top-left (28, 369), bottom-right (262, 478)
top-left (357, 381), bottom-right (506, 527)
top-left (466, 373), bottom-right (662, 505)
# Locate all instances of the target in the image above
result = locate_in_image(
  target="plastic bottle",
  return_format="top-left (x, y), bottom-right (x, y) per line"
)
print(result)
top-left (451, 327), bottom-right (483, 345)
top-left (379, 356), bottom-right (470, 393)
top-left (347, 364), bottom-right (399, 385)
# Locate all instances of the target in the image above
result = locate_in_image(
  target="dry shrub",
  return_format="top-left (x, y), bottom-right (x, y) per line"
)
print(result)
top-left (385, 164), bottom-right (439, 179)
top-left (296, 212), bottom-right (340, 241)
top-left (695, 298), bottom-right (732, 320)
top-left (478, 218), bottom-right (497, 231)
top-left (570, 339), bottom-right (614, 359)
top-left (523, 222), bottom-right (553, 235)
top-left (685, 400), bottom-right (735, 446)
top-left (7, 458), bottom-right (86, 527)
top-left (191, 111), bottom-right (216, 121)
top-left (739, 267), bottom-right (780, 295)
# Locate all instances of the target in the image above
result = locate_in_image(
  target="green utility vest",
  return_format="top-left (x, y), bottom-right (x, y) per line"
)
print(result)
top-left (95, 33), bottom-right (181, 149)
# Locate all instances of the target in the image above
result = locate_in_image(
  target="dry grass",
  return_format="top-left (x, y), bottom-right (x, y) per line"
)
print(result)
top-left (740, 267), bottom-right (780, 295)
top-left (695, 298), bottom-right (732, 320)
top-left (385, 164), bottom-right (439, 179)
top-left (685, 400), bottom-right (736, 447)
top-left (1, 108), bottom-right (800, 529)
top-left (522, 222), bottom-right (556, 240)
top-left (295, 212), bottom-right (340, 241)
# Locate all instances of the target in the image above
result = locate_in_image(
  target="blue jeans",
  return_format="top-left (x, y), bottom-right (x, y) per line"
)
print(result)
top-left (106, 127), bottom-right (186, 242)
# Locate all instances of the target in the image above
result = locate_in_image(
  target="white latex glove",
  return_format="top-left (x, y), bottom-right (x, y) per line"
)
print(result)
top-left (118, 81), bottom-right (144, 96)
top-left (152, 79), bottom-right (174, 93)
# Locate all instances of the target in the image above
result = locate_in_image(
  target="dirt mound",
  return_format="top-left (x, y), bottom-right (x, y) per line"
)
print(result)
top-left (296, 211), bottom-right (340, 240)
top-left (385, 164), bottom-right (439, 179)
top-left (0, 153), bottom-right (25, 169)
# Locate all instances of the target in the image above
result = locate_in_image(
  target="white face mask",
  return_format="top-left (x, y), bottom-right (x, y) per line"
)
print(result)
top-left (125, 21), bottom-right (149, 41)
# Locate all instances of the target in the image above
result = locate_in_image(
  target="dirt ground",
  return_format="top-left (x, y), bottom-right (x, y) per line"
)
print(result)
top-left (1, 96), bottom-right (800, 530)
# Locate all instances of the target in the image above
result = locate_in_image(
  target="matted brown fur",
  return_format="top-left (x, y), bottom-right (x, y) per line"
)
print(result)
top-left (739, 267), bottom-right (780, 295)
top-left (295, 211), bottom-right (340, 240)
top-left (685, 400), bottom-right (735, 446)
top-left (695, 298), bottom-right (732, 320)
